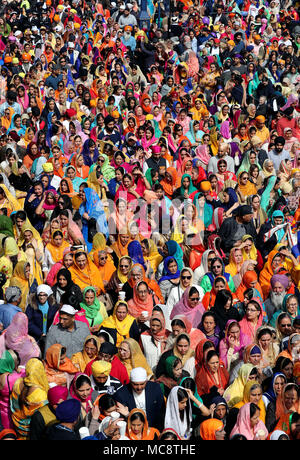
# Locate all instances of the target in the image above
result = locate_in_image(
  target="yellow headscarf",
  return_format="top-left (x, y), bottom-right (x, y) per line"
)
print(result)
top-left (9, 260), bottom-right (34, 312)
top-left (71, 334), bottom-right (101, 373)
top-left (100, 300), bottom-right (136, 347)
top-left (241, 234), bottom-right (257, 261)
top-left (223, 363), bottom-right (256, 408)
top-left (117, 256), bottom-right (133, 284)
top-left (0, 184), bottom-right (22, 213)
top-left (234, 380), bottom-right (266, 422)
top-left (24, 358), bottom-right (49, 394)
top-left (142, 238), bottom-right (163, 272)
top-left (118, 337), bottom-right (153, 379)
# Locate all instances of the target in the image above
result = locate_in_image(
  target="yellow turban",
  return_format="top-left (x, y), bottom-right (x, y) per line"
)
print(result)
top-left (255, 115), bottom-right (265, 123)
top-left (43, 162), bottom-right (54, 172)
top-left (91, 360), bottom-right (112, 377)
top-left (145, 114), bottom-right (154, 120)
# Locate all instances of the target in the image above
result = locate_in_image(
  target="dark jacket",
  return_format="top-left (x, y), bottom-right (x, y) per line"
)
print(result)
top-left (113, 381), bottom-right (165, 431)
top-left (218, 216), bottom-right (257, 254)
top-left (25, 293), bottom-right (59, 343)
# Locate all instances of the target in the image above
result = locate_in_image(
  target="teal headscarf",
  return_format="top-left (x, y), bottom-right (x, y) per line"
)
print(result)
top-left (179, 174), bottom-right (197, 196)
top-left (179, 376), bottom-right (203, 414)
top-left (269, 294), bottom-right (300, 328)
top-left (271, 210), bottom-right (285, 243)
top-left (193, 192), bottom-right (213, 228)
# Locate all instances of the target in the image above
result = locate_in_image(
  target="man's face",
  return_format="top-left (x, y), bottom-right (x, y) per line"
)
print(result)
top-left (130, 380), bottom-right (147, 395)
top-left (275, 142), bottom-right (284, 153)
top-left (93, 374), bottom-right (108, 385)
top-left (242, 213), bottom-right (254, 223)
top-left (272, 282), bottom-right (284, 294)
top-left (59, 313), bottom-right (74, 329)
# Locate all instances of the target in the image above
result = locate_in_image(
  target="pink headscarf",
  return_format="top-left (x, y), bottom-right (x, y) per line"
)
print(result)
top-left (195, 144), bottom-right (211, 165)
top-left (230, 402), bottom-right (268, 440)
top-left (170, 285), bottom-right (205, 328)
top-left (4, 312), bottom-right (40, 366)
top-left (220, 120), bottom-right (231, 140)
top-left (48, 385), bottom-right (69, 407)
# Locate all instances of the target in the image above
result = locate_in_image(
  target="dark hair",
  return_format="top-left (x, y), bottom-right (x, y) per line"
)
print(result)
top-left (52, 230), bottom-right (63, 239)
top-left (203, 340), bottom-right (215, 353)
top-left (74, 374), bottom-right (91, 390)
top-left (201, 311), bottom-right (217, 325)
top-left (249, 402), bottom-right (260, 418)
top-left (74, 251), bottom-right (87, 260)
top-left (160, 432), bottom-right (178, 440)
top-left (176, 333), bottom-right (190, 344)
top-left (177, 387), bottom-right (188, 403)
top-left (180, 377), bottom-right (196, 392)
top-left (249, 367), bottom-right (258, 377)
top-left (189, 286), bottom-right (199, 297)
top-left (230, 434), bottom-right (247, 440)
top-left (98, 394), bottom-right (116, 412)
top-left (257, 328), bottom-right (272, 340)
top-left (130, 411), bottom-right (146, 424)
top-left (171, 318), bottom-right (186, 329)
top-left (214, 289), bottom-right (233, 309)
top-left (206, 349), bottom-right (219, 363)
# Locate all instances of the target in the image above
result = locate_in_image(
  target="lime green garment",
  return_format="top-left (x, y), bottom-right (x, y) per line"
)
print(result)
top-left (80, 286), bottom-right (108, 327)
top-left (200, 273), bottom-right (236, 294)
top-left (0, 350), bottom-right (16, 373)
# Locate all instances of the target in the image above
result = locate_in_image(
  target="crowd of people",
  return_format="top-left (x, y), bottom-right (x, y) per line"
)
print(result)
top-left (0, 0), bottom-right (299, 443)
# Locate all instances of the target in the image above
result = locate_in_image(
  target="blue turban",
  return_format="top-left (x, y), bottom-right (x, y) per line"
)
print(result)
top-left (55, 398), bottom-right (81, 423)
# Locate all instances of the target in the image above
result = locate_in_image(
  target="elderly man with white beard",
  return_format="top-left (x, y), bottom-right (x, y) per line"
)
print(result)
top-left (264, 274), bottom-right (290, 322)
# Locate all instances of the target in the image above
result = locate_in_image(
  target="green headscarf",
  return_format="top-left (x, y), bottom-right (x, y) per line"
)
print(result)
top-left (165, 355), bottom-right (179, 379)
top-left (0, 350), bottom-right (16, 374)
top-left (179, 173), bottom-right (197, 196)
top-left (80, 286), bottom-right (103, 320)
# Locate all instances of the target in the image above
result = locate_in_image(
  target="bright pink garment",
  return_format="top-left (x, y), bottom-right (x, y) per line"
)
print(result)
top-left (219, 319), bottom-right (251, 369)
top-left (69, 372), bottom-right (93, 414)
top-left (52, 308), bottom-right (90, 328)
top-left (0, 369), bottom-right (25, 429)
top-left (4, 313), bottom-right (40, 366)
top-left (238, 297), bottom-right (263, 344)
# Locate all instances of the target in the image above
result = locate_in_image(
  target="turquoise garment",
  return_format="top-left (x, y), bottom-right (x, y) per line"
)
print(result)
top-left (269, 294), bottom-right (300, 328)
top-left (271, 210), bottom-right (285, 242)
top-left (165, 240), bottom-right (184, 272)
top-left (186, 120), bottom-right (204, 145)
top-left (179, 174), bottom-right (198, 196)
top-left (261, 175), bottom-right (276, 214)
top-left (38, 301), bottom-right (49, 335)
top-left (179, 376), bottom-right (203, 417)
top-left (193, 192), bottom-right (213, 228)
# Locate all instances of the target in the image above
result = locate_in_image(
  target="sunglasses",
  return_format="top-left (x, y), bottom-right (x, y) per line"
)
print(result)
top-left (99, 256), bottom-right (108, 260)
top-left (120, 264), bottom-right (129, 268)
top-left (182, 275), bottom-right (192, 280)
top-left (190, 297), bottom-right (200, 301)
top-left (98, 158), bottom-right (105, 163)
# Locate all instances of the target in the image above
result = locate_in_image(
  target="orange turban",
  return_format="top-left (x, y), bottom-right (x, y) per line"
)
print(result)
top-left (200, 181), bottom-right (212, 192)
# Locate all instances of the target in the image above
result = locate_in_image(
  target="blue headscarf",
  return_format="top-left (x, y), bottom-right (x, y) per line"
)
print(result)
top-left (164, 240), bottom-right (184, 272)
top-left (127, 241), bottom-right (146, 270)
top-left (81, 139), bottom-right (99, 166)
top-left (79, 188), bottom-right (108, 251)
top-left (263, 372), bottom-right (287, 404)
top-left (158, 256), bottom-right (180, 284)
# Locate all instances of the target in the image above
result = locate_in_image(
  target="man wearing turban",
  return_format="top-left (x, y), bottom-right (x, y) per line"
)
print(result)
top-left (255, 115), bottom-right (270, 145)
top-left (91, 360), bottom-right (122, 398)
top-left (264, 274), bottom-right (290, 321)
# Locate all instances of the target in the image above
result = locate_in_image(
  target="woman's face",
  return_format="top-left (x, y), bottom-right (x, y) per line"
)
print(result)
top-left (274, 376), bottom-right (286, 396)
top-left (168, 260), bottom-right (178, 275)
top-left (85, 290), bottom-right (95, 306)
top-left (53, 234), bottom-right (63, 247)
top-left (250, 408), bottom-right (261, 428)
top-left (286, 298), bottom-right (298, 316)
top-left (63, 254), bottom-right (73, 268)
top-left (84, 340), bottom-right (97, 359)
top-left (76, 254), bottom-right (87, 270)
top-left (60, 180), bottom-right (69, 192)
top-left (215, 405), bottom-right (227, 420)
top-left (119, 342), bottom-right (131, 360)
top-left (215, 281), bottom-right (226, 292)
top-left (252, 196), bottom-right (260, 209)
top-left (58, 275), bottom-right (68, 288)
top-left (150, 318), bottom-right (162, 335)
top-left (116, 305), bottom-right (127, 322)
top-left (249, 387), bottom-right (262, 405)
top-left (137, 284), bottom-right (148, 301)
top-left (203, 316), bottom-right (216, 334)
top-left (259, 333), bottom-right (272, 350)
top-left (212, 261), bottom-right (223, 275)
top-left (188, 291), bottom-right (200, 308)
top-left (246, 303), bottom-right (260, 321)
top-left (181, 270), bottom-right (192, 288)
top-left (284, 388), bottom-right (298, 411)
top-left (207, 355), bottom-right (219, 373)
top-left (131, 419), bottom-right (144, 435)
top-left (243, 239), bottom-right (253, 254)
top-left (34, 185), bottom-right (43, 197)
top-left (172, 325), bottom-right (185, 337)
top-left (176, 338), bottom-right (189, 356)
top-left (178, 397), bottom-right (188, 412)
top-left (228, 323), bottom-right (240, 340)
top-left (272, 255), bottom-right (282, 269)
top-left (182, 177), bottom-right (190, 189)
top-left (119, 257), bottom-right (131, 275)
top-left (60, 215), bottom-right (69, 227)
top-left (76, 382), bottom-right (92, 400)
top-left (24, 230), bottom-right (33, 243)
top-left (37, 291), bottom-right (48, 305)
top-left (123, 177), bottom-right (132, 189)
top-left (233, 249), bottom-right (243, 264)
top-left (172, 362), bottom-right (183, 380)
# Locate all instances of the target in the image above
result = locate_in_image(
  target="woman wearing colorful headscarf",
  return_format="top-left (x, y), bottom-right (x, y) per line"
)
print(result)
top-left (223, 363), bottom-right (259, 409)
top-left (126, 408), bottom-right (160, 440)
top-left (9, 261), bottom-right (37, 312)
top-left (0, 349), bottom-right (25, 429)
top-left (71, 335), bottom-right (101, 373)
top-left (229, 402), bottom-right (268, 440)
top-left (140, 307), bottom-right (169, 373)
top-left (43, 343), bottom-right (78, 387)
top-left (79, 286), bottom-right (108, 332)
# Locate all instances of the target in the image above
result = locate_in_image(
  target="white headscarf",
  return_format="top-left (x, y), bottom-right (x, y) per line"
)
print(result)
top-left (164, 386), bottom-right (192, 439)
top-left (36, 284), bottom-right (53, 297)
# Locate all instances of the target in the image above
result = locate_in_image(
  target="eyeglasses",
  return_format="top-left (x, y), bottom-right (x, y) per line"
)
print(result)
top-left (190, 297), bottom-right (200, 301)
top-left (182, 275), bottom-right (192, 280)
top-left (38, 293), bottom-right (47, 297)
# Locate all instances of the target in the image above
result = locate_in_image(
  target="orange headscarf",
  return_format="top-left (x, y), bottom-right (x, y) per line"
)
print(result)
top-left (160, 167), bottom-right (180, 199)
top-left (235, 271), bottom-right (263, 302)
top-left (274, 383), bottom-right (300, 434)
top-left (44, 343), bottom-right (78, 386)
top-left (127, 281), bottom-right (159, 319)
top-left (199, 418), bottom-right (224, 440)
top-left (259, 249), bottom-right (284, 300)
top-left (110, 229), bottom-right (131, 258)
top-left (59, 178), bottom-right (76, 197)
top-left (128, 263), bottom-right (164, 304)
top-left (238, 172), bottom-right (257, 197)
top-left (126, 409), bottom-right (160, 440)
top-left (93, 250), bottom-right (116, 283)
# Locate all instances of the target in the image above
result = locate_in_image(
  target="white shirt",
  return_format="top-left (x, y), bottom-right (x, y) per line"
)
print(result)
top-left (133, 389), bottom-right (146, 411)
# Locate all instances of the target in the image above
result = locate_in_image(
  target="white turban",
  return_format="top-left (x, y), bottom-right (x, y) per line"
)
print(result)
top-left (37, 284), bottom-right (53, 297)
top-left (130, 367), bottom-right (147, 383)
